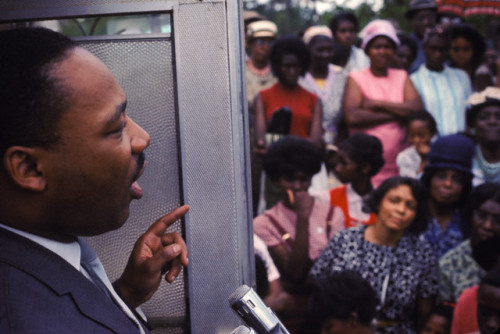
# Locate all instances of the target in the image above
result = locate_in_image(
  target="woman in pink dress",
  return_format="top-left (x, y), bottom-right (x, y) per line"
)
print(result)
top-left (342, 20), bottom-right (423, 186)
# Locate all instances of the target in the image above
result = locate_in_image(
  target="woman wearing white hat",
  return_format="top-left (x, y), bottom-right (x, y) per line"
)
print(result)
top-left (342, 19), bottom-right (423, 187)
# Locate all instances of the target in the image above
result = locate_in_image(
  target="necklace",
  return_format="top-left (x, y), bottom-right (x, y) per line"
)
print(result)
top-left (477, 146), bottom-right (500, 182)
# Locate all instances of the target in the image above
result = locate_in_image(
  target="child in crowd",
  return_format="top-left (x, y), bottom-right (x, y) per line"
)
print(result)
top-left (307, 270), bottom-right (378, 334)
top-left (254, 136), bottom-right (345, 283)
top-left (397, 110), bottom-right (438, 178)
top-left (420, 304), bottom-right (454, 334)
top-left (476, 264), bottom-right (500, 334)
top-left (330, 133), bottom-right (385, 228)
top-left (253, 136), bottom-right (345, 331)
top-left (450, 235), bottom-right (500, 334)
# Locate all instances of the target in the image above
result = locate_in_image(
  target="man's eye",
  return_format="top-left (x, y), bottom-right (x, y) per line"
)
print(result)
top-left (112, 121), bottom-right (127, 134)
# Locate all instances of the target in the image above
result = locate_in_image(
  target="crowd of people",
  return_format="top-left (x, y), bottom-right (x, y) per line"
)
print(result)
top-left (246, 1), bottom-right (500, 333)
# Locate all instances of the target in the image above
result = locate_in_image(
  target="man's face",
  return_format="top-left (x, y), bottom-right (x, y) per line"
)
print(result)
top-left (411, 9), bottom-right (436, 38)
top-left (40, 48), bottom-right (150, 240)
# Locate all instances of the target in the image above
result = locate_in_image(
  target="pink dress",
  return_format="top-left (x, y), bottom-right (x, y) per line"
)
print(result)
top-left (253, 201), bottom-right (344, 261)
top-left (349, 68), bottom-right (409, 186)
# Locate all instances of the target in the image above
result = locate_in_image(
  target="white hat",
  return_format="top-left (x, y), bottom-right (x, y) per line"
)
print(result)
top-left (302, 25), bottom-right (332, 45)
top-left (246, 20), bottom-right (277, 39)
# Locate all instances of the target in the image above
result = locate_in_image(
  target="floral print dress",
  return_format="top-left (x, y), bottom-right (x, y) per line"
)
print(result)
top-left (310, 226), bottom-right (439, 334)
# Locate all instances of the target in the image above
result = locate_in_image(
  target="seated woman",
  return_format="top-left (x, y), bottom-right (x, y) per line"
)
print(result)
top-left (476, 264), bottom-right (500, 334)
top-left (450, 235), bottom-right (500, 334)
top-left (343, 19), bottom-right (423, 186)
top-left (421, 134), bottom-right (474, 259)
top-left (253, 136), bottom-right (345, 332)
top-left (330, 133), bottom-right (385, 228)
top-left (311, 176), bottom-right (438, 334)
top-left (307, 270), bottom-right (378, 334)
top-left (466, 87), bottom-right (500, 185)
top-left (439, 182), bottom-right (500, 304)
top-left (254, 136), bottom-right (344, 285)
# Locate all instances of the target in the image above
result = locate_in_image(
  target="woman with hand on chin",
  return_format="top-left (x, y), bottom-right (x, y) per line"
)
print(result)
top-left (311, 177), bottom-right (438, 334)
top-left (254, 136), bottom-right (345, 332)
top-left (253, 136), bottom-right (344, 286)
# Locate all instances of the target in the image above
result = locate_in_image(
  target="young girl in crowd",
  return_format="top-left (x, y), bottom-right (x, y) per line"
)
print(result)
top-left (420, 304), bottom-right (454, 334)
top-left (397, 110), bottom-right (438, 178)
top-left (421, 134), bottom-right (475, 259)
top-left (253, 136), bottom-right (345, 331)
top-left (330, 133), bottom-right (385, 228)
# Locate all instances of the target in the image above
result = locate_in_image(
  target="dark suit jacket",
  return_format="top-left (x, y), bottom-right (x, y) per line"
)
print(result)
top-left (0, 227), bottom-right (149, 333)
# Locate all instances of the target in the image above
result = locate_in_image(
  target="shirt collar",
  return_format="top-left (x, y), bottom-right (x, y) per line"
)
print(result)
top-left (0, 223), bottom-right (81, 271)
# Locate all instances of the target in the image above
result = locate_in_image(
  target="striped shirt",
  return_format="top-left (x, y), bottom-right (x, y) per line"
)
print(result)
top-left (410, 64), bottom-right (472, 135)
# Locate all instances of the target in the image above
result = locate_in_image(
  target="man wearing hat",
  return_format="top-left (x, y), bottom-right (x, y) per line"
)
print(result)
top-left (406, 0), bottom-right (438, 73)
top-left (245, 20), bottom-right (278, 216)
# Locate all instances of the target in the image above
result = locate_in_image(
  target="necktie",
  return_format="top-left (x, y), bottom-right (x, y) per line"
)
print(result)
top-left (79, 239), bottom-right (146, 334)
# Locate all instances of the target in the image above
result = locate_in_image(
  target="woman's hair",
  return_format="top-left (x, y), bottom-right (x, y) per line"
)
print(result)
top-left (461, 183), bottom-right (500, 238)
top-left (328, 11), bottom-right (359, 35)
top-left (423, 303), bottom-right (454, 326)
top-left (446, 23), bottom-right (487, 69)
top-left (408, 109), bottom-right (439, 136)
top-left (364, 176), bottom-right (430, 234)
top-left (338, 133), bottom-right (385, 177)
top-left (263, 136), bottom-right (322, 182)
top-left (270, 35), bottom-right (310, 80)
top-left (308, 270), bottom-right (378, 330)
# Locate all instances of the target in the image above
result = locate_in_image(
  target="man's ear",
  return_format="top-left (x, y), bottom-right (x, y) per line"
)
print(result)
top-left (3, 146), bottom-right (47, 192)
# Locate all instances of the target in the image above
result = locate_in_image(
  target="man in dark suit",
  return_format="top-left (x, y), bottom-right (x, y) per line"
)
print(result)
top-left (0, 28), bottom-right (189, 333)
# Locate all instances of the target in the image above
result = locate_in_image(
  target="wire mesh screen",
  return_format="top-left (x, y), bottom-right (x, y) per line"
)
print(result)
top-left (81, 38), bottom-right (187, 332)
top-left (0, 0), bottom-right (165, 12)
top-left (174, 2), bottom-right (251, 332)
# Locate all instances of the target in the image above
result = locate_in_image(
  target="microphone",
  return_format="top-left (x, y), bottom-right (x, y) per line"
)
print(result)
top-left (231, 325), bottom-right (257, 334)
top-left (228, 285), bottom-right (290, 334)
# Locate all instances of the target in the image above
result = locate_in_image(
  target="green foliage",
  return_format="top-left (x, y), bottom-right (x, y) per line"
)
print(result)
top-left (378, 0), bottom-right (412, 33)
top-left (243, 0), bottom-right (497, 40)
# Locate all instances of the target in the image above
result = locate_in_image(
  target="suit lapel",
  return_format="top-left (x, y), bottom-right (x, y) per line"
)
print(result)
top-left (0, 228), bottom-right (141, 333)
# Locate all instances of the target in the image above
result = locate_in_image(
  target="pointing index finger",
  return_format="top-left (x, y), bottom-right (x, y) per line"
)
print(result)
top-left (147, 205), bottom-right (189, 236)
